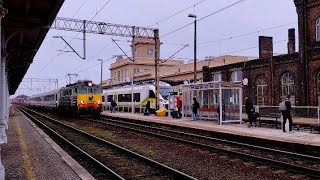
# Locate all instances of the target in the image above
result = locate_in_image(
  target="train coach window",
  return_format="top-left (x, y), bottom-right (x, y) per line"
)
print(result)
top-left (134, 93), bottom-right (140, 102)
top-left (149, 90), bottom-right (156, 98)
top-left (74, 88), bottom-right (78, 94)
top-left (107, 95), bottom-right (113, 102)
top-left (118, 94), bottom-right (132, 102)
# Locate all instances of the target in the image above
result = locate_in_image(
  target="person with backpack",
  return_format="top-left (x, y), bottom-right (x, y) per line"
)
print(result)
top-left (245, 97), bottom-right (254, 127)
top-left (192, 97), bottom-right (200, 121)
top-left (111, 100), bottom-right (117, 113)
top-left (279, 95), bottom-right (293, 133)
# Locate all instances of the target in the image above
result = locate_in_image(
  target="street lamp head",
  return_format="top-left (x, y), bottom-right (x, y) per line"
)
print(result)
top-left (98, 59), bottom-right (103, 61)
top-left (188, 14), bottom-right (197, 18)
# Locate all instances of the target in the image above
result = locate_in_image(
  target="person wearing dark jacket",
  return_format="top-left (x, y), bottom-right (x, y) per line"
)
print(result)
top-left (281, 95), bottom-right (293, 133)
top-left (245, 97), bottom-right (254, 127)
top-left (145, 100), bottom-right (151, 115)
top-left (111, 100), bottom-right (117, 113)
top-left (192, 97), bottom-right (200, 121)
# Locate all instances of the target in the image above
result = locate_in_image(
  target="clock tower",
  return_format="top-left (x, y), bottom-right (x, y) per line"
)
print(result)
top-left (132, 37), bottom-right (156, 60)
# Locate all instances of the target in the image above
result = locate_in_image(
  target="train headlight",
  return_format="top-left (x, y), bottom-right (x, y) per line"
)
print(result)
top-left (96, 100), bottom-right (101, 104)
top-left (88, 82), bottom-right (93, 87)
top-left (80, 100), bottom-right (84, 104)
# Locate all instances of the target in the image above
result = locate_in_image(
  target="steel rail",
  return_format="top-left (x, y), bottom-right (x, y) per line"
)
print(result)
top-left (20, 108), bottom-right (196, 180)
top-left (100, 117), bottom-right (320, 162)
top-left (91, 117), bottom-right (320, 179)
top-left (18, 108), bottom-right (125, 180)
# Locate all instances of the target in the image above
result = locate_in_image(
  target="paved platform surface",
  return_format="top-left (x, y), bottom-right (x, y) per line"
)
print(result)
top-left (102, 111), bottom-right (320, 147)
top-left (2, 108), bottom-right (94, 180)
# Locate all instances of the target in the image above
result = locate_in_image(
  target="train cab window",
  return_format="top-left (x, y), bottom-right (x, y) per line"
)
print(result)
top-left (102, 96), bottom-right (105, 102)
top-left (88, 88), bottom-right (93, 94)
top-left (78, 87), bottom-right (87, 94)
top-left (149, 90), bottom-right (156, 98)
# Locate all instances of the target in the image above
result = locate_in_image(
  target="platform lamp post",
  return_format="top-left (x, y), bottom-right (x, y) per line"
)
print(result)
top-left (188, 13), bottom-right (197, 83)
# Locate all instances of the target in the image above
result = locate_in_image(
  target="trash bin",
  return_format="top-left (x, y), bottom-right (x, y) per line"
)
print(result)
top-left (156, 108), bottom-right (167, 117)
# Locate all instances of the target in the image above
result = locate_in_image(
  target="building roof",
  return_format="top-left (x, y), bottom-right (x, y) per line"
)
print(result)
top-left (3, 0), bottom-right (64, 95)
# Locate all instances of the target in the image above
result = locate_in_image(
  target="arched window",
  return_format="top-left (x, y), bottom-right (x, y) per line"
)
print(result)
top-left (256, 74), bottom-right (267, 105)
top-left (281, 72), bottom-right (295, 104)
top-left (317, 72), bottom-right (320, 106)
top-left (317, 17), bottom-right (320, 42)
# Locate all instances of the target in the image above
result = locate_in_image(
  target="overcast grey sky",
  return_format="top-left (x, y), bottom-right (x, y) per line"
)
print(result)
top-left (14, 0), bottom-right (298, 96)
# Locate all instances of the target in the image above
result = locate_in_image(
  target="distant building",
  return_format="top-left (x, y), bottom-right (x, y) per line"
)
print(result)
top-left (103, 37), bottom-right (252, 87)
top-left (203, 0), bottom-right (320, 106)
top-left (104, 37), bottom-right (183, 86)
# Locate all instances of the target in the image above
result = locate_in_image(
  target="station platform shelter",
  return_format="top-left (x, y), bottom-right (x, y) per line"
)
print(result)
top-left (181, 81), bottom-right (243, 125)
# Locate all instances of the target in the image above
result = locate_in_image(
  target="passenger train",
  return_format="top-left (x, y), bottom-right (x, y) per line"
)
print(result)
top-left (103, 81), bottom-right (173, 112)
top-left (27, 80), bottom-right (102, 117)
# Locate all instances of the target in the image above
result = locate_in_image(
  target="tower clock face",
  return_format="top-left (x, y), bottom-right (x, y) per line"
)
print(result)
top-left (147, 48), bottom-right (154, 56)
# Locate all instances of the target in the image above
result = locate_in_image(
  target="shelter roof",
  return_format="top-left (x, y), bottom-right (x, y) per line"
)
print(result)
top-left (3, 0), bottom-right (64, 95)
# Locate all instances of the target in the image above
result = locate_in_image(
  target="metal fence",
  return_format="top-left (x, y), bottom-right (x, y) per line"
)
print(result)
top-left (252, 105), bottom-right (320, 125)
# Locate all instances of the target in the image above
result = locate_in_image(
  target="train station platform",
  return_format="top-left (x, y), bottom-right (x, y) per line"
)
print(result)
top-left (2, 108), bottom-right (94, 180)
top-left (101, 111), bottom-right (320, 147)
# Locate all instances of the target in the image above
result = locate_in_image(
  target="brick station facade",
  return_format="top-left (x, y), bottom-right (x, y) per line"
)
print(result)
top-left (203, 0), bottom-right (320, 106)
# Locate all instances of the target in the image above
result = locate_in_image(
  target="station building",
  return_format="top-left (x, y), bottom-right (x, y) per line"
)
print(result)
top-left (104, 37), bottom-right (252, 89)
top-left (203, 0), bottom-right (320, 107)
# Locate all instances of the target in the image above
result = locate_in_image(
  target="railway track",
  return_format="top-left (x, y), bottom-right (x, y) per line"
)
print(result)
top-left (87, 117), bottom-right (320, 179)
top-left (18, 107), bottom-right (196, 180)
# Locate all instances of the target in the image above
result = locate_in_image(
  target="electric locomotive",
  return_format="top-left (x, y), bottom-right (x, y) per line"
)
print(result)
top-left (59, 80), bottom-right (102, 117)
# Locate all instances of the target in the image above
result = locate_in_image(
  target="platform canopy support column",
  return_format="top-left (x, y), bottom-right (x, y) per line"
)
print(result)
top-left (0, 2), bottom-right (8, 179)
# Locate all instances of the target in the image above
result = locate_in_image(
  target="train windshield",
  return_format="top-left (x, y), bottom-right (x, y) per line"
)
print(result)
top-left (160, 86), bottom-right (173, 99)
top-left (78, 86), bottom-right (102, 94)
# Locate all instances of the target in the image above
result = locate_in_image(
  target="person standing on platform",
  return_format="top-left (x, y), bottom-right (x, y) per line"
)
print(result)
top-left (280, 95), bottom-right (293, 133)
top-left (245, 97), bottom-right (254, 127)
top-left (176, 97), bottom-right (182, 118)
top-left (192, 97), bottom-right (200, 121)
top-left (111, 100), bottom-right (117, 113)
top-left (145, 100), bottom-right (151, 115)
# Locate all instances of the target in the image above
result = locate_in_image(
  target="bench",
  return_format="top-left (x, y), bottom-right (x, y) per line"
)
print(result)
top-left (257, 113), bottom-right (281, 128)
top-left (199, 108), bottom-right (218, 120)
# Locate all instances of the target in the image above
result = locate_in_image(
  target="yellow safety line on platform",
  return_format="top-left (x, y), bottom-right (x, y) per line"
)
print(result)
top-left (15, 118), bottom-right (36, 180)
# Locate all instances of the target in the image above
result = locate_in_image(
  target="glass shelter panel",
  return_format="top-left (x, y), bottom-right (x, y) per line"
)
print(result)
top-left (182, 82), bottom-right (242, 124)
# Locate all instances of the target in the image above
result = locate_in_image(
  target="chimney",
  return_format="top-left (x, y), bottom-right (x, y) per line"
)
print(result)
top-left (259, 36), bottom-right (273, 59)
top-left (287, 28), bottom-right (296, 54)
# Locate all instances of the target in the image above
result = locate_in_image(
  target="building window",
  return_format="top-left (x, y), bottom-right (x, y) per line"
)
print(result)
top-left (231, 71), bottom-right (242, 82)
top-left (118, 71), bottom-right (120, 81)
top-left (317, 71), bottom-right (320, 106)
top-left (281, 72), bottom-right (295, 105)
top-left (256, 74), bottom-right (267, 105)
top-left (134, 68), bottom-right (140, 74)
top-left (121, 70), bottom-right (124, 81)
top-left (213, 73), bottom-right (221, 82)
top-left (317, 17), bottom-right (320, 42)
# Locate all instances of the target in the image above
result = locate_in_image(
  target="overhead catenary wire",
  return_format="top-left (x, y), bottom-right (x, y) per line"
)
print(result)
top-left (161, 0), bottom-right (247, 38)
top-left (199, 22), bottom-right (297, 46)
top-left (39, 0), bottom-right (112, 72)
top-left (148, 0), bottom-right (207, 28)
